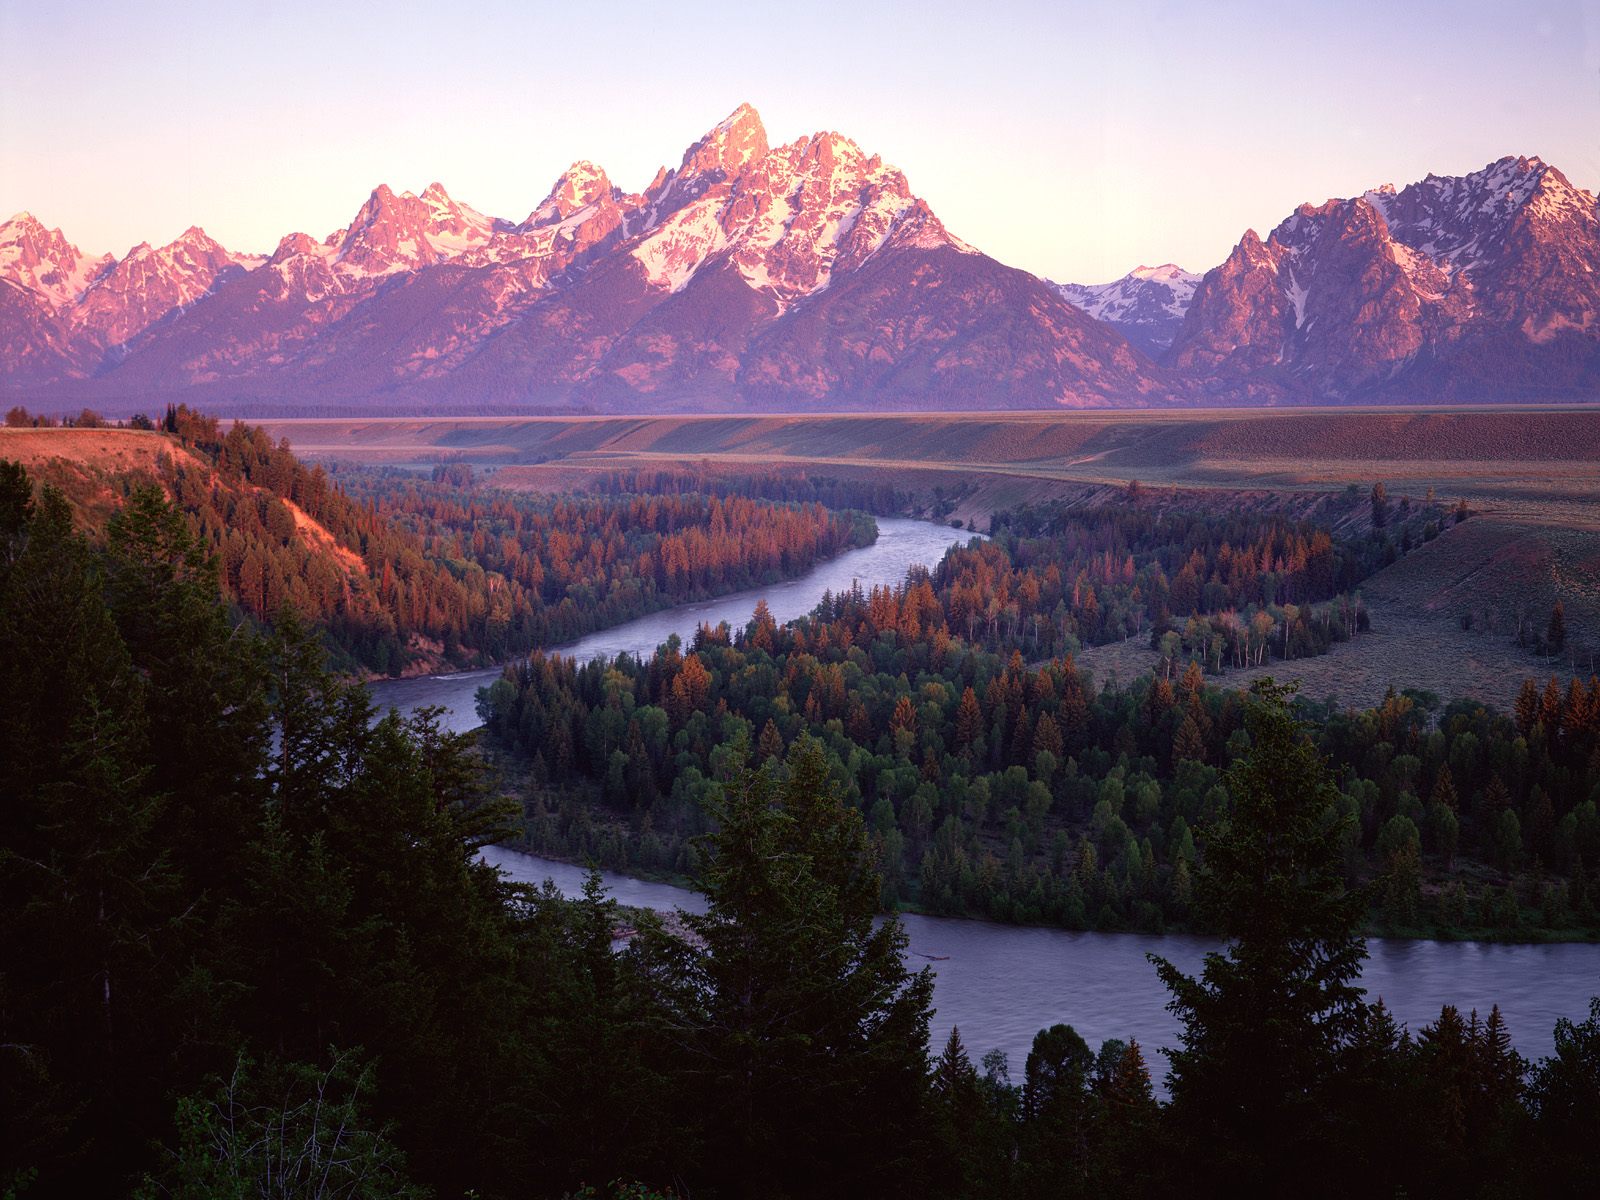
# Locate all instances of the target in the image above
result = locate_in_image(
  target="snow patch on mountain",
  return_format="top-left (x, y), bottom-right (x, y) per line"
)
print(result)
top-left (0, 213), bottom-right (114, 310)
top-left (1056, 263), bottom-right (1199, 355)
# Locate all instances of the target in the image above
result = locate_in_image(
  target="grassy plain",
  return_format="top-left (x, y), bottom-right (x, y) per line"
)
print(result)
top-left (252, 407), bottom-right (1600, 710)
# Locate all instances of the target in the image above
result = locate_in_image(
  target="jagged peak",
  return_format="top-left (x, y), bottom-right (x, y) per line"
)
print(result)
top-left (270, 231), bottom-right (326, 263)
top-left (679, 102), bottom-right (769, 179)
top-left (524, 161), bottom-right (615, 228)
top-left (715, 102), bottom-right (763, 137)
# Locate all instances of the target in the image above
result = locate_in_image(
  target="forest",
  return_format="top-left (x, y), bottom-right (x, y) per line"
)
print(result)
top-left (16, 407), bottom-right (869, 674)
top-left (1, 462), bottom-right (1597, 1199)
top-left (948, 491), bottom-right (1443, 666)
top-left (480, 556), bottom-right (1600, 940)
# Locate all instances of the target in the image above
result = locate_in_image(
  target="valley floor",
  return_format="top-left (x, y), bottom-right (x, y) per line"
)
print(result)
top-left (263, 406), bottom-right (1600, 713)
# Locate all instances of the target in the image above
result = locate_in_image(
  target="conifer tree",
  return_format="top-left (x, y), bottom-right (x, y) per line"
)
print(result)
top-left (1151, 679), bottom-right (1368, 1191)
top-left (652, 736), bottom-right (934, 1198)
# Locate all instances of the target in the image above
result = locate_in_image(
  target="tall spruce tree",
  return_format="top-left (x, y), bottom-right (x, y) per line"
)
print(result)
top-left (1150, 679), bottom-right (1369, 1192)
top-left (649, 736), bottom-right (934, 1198)
top-left (0, 486), bottom-right (173, 1189)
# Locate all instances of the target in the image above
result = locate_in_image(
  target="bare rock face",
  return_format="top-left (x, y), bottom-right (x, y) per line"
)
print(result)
top-left (1, 105), bottom-right (1170, 411)
top-left (1171, 156), bottom-right (1600, 401)
top-left (8, 121), bottom-right (1598, 412)
top-left (71, 227), bottom-right (261, 349)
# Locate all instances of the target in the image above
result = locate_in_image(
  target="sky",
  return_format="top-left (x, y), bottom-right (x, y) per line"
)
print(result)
top-left (3, 0), bottom-right (1599, 283)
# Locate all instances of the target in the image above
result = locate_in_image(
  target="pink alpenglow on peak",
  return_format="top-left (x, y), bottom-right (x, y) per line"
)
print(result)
top-left (0, 104), bottom-right (1158, 412)
top-left (1171, 154), bottom-right (1600, 401)
top-left (6, 126), bottom-right (1600, 412)
top-left (0, 212), bottom-right (114, 310)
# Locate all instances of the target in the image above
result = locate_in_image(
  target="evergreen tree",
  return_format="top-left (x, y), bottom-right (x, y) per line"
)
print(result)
top-left (1529, 996), bottom-right (1600, 1193)
top-left (650, 736), bottom-right (935, 1198)
top-left (1547, 602), bottom-right (1567, 656)
top-left (1019, 1024), bottom-right (1094, 1198)
top-left (1150, 679), bottom-right (1369, 1193)
top-left (0, 487), bottom-right (174, 1190)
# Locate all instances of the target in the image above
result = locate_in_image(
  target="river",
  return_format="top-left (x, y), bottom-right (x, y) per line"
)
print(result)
top-left (483, 844), bottom-right (1600, 1075)
top-left (370, 517), bottom-right (975, 735)
top-left (374, 515), bottom-right (1600, 1073)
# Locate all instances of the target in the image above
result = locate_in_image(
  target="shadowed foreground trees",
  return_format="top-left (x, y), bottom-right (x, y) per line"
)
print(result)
top-left (2, 468), bottom-right (1599, 1199)
top-left (632, 739), bottom-right (935, 1197)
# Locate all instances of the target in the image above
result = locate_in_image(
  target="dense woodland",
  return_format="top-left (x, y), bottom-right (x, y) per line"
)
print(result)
top-left (329, 463), bottom-right (873, 667)
top-left (2, 464), bottom-right (1598, 1198)
top-left (575, 463), bottom-right (910, 514)
top-left (948, 493), bottom-right (1443, 668)
top-left (17, 407), bottom-right (869, 674)
top-left (482, 559), bottom-right (1600, 939)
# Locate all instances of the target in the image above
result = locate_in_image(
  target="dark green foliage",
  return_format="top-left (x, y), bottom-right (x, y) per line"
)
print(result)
top-left (1528, 997), bottom-right (1600, 1193)
top-left (1151, 680), bottom-right (1370, 1191)
top-left (635, 738), bottom-right (935, 1196)
top-left (134, 1051), bottom-right (426, 1200)
top-left (481, 579), bottom-right (1600, 939)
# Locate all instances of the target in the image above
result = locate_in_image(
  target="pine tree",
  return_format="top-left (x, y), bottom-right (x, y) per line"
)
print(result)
top-left (1019, 1024), bottom-right (1094, 1198)
top-left (1515, 679), bottom-right (1541, 738)
top-left (1370, 482), bottom-right (1390, 529)
top-left (1527, 996), bottom-right (1600, 1192)
top-left (0, 486), bottom-right (177, 1188)
top-left (1547, 601), bottom-right (1567, 655)
top-left (656, 736), bottom-right (935, 1197)
top-left (1172, 712), bottom-right (1206, 764)
top-left (1150, 679), bottom-right (1369, 1191)
top-left (955, 685), bottom-right (984, 755)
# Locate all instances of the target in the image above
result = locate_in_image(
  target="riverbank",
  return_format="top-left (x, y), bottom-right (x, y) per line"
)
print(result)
top-left (370, 516), bottom-right (975, 734)
top-left (481, 843), bottom-right (1600, 1074)
top-left (495, 832), bottom-right (1600, 946)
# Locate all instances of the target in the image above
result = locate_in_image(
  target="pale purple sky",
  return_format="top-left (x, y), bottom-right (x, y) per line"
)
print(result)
top-left (3, 0), bottom-right (1598, 282)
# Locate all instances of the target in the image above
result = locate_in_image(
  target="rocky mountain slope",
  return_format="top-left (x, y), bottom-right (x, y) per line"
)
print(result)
top-left (1056, 264), bottom-right (1200, 358)
top-left (1171, 156), bottom-right (1600, 402)
top-left (0, 106), bottom-right (1161, 413)
top-left (5, 123), bottom-right (1599, 411)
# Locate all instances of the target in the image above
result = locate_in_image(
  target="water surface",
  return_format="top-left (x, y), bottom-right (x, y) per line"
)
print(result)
top-left (482, 845), bottom-right (1600, 1074)
top-left (402, 512), bottom-right (1599, 1076)
top-left (371, 517), bottom-right (974, 734)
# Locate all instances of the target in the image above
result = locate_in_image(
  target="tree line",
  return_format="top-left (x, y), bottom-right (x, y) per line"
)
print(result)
top-left (931, 496), bottom-right (1439, 668)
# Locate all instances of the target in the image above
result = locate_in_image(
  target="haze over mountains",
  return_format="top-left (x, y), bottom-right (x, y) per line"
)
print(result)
top-left (3, 106), bottom-right (1598, 413)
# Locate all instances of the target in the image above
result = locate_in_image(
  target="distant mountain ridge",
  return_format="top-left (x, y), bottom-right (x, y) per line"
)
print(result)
top-left (3, 112), bottom-right (1598, 412)
top-left (1055, 264), bottom-right (1200, 358)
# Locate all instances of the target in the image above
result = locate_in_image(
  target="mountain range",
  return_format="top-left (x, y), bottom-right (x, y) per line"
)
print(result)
top-left (4, 106), bottom-right (1598, 413)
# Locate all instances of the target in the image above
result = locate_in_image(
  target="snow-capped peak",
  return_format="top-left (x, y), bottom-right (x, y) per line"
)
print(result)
top-left (0, 211), bottom-right (114, 310)
top-left (670, 103), bottom-right (770, 189)
top-left (525, 161), bottom-right (615, 228)
top-left (323, 181), bottom-right (499, 276)
top-left (1129, 263), bottom-right (1195, 286)
top-left (1055, 263), bottom-right (1200, 355)
top-left (629, 115), bottom-right (968, 301)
